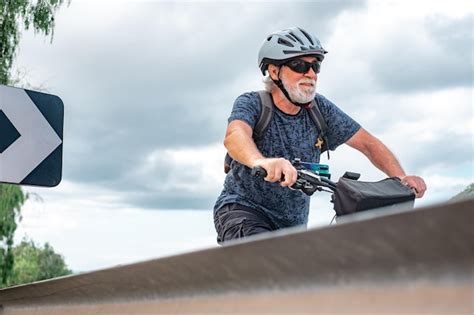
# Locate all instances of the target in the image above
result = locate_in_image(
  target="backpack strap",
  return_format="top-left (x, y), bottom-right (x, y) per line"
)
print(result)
top-left (224, 91), bottom-right (274, 173)
top-left (307, 96), bottom-right (330, 159)
top-left (254, 90), bottom-right (274, 141)
top-left (224, 152), bottom-right (233, 173)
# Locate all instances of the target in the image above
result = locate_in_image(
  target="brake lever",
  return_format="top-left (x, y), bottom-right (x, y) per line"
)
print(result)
top-left (298, 169), bottom-right (323, 183)
top-left (289, 170), bottom-right (323, 196)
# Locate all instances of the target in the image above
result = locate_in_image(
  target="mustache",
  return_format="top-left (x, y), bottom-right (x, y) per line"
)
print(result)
top-left (298, 78), bottom-right (316, 86)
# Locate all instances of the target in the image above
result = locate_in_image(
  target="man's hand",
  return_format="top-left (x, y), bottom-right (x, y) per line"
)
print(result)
top-left (399, 175), bottom-right (427, 198)
top-left (253, 158), bottom-right (297, 187)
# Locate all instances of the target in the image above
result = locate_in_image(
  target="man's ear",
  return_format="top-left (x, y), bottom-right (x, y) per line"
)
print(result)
top-left (268, 64), bottom-right (280, 81)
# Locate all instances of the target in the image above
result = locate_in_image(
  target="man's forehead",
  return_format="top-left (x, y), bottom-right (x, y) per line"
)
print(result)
top-left (299, 56), bottom-right (318, 62)
top-left (283, 55), bottom-right (319, 64)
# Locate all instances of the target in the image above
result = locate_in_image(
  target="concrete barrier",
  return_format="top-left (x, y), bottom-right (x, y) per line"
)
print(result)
top-left (1, 198), bottom-right (473, 314)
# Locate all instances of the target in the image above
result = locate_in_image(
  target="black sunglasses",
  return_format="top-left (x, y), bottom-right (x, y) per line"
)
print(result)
top-left (285, 59), bottom-right (321, 74)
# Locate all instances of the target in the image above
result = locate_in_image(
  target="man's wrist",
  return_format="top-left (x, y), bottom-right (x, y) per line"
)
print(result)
top-left (249, 156), bottom-right (266, 168)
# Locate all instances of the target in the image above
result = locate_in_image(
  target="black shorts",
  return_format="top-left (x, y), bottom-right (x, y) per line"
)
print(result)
top-left (214, 203), bottom-right (277, 244)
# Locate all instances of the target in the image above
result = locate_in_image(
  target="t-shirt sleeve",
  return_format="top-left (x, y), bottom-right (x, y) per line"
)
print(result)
top-left (228, 92), bottom-right (260, 129)
top-left (317, 94), bottom-right (361, 151)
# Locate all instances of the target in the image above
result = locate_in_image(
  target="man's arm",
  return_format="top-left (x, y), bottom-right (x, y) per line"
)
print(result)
top-left (345, 128), bottom-right (427, 198)
top-left (224, 120), bottom-right (297, 187)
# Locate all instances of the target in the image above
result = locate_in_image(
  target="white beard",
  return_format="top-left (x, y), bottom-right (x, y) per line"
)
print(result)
top-left (282, 77), bottom-right (317, 103)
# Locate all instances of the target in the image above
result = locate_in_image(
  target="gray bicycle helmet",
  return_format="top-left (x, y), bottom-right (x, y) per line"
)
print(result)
top-left (258, 27), bottom-right (328, 75)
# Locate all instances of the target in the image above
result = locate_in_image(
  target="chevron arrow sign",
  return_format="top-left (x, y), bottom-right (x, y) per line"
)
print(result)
top-left (0, 85), bottom-right (63, 187)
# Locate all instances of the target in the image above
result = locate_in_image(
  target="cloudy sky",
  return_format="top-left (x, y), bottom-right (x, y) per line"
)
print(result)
top-left (9, 0), bottom-right (473, 272)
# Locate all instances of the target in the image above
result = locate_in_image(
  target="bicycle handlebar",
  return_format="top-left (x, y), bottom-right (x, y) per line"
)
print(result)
top-left (251, 166), bottom-right (268, 178)
top-left (251, 160), bottom-right (411, 217)
top-left (251, 164), bottom-right (337, 196)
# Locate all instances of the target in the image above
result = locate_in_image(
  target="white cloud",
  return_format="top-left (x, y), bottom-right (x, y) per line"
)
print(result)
top-left (130, 143), bottom-right (226, 194)
top-left (322, 0), bottom-right (472, 97)
top-left (374, 0), bottom-right (473, 19)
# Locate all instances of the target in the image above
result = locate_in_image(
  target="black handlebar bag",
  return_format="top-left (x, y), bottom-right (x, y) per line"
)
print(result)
top-left (333, 177), bottom-right (415, 216)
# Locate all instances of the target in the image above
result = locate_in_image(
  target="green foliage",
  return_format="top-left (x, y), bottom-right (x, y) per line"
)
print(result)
top-left (0, 184), bottom-right (27, 285)
top-left (0, 0), bottom-right (70, 85)
top-left (4, 238), bottom-right (72, 288)
top-left (451, 183), bottom-right (474, 201)
top-left (0, 0), bottom-right (69, 288)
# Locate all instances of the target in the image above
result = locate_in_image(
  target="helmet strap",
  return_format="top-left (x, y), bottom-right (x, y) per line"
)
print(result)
top-left (272, 70), bottom-right (311, 109)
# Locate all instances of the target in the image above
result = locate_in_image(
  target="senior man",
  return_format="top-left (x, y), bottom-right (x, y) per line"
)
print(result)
top-left (213, 27), bottom-right (426, 243)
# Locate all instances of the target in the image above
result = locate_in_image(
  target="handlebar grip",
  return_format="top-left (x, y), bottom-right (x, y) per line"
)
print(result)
top-left (251, 166), bottom-right (268, 178)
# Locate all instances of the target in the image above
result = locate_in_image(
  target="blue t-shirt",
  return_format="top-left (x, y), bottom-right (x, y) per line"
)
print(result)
top-left (214, 91), bottom-right (361, 228)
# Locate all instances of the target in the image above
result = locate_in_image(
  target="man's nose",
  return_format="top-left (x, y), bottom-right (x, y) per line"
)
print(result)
top-left (305, 67), bottom-right (318, 79)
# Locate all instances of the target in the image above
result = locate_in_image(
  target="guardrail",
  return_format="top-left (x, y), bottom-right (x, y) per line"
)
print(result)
top-left (1, 198), bottom-right (473, 314)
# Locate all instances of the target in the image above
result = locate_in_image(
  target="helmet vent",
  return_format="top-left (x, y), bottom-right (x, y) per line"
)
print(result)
top-left (299, 28), bottom-right (315, 46)
top-left (277, 37), bottom-right (294, 47)
top-left (285, 34), bottom-right (296, 42)
top-left (289, 31), bottom-right (304, 45)
top-left (267, 36), bottom-right (273, 41)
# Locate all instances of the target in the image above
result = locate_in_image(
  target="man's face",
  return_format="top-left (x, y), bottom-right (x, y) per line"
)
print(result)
top-left (276, 56), bottom-right (319, 103)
